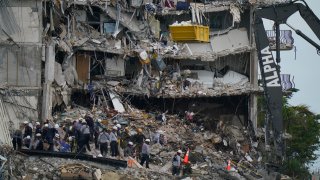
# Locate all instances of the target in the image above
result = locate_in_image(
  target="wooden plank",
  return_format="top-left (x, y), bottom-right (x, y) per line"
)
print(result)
top-left (76, 54), bottom-right (90, 83)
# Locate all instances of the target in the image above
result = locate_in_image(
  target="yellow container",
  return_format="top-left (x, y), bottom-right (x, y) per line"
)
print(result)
top-left (169, 25), bottom-right (210, 42)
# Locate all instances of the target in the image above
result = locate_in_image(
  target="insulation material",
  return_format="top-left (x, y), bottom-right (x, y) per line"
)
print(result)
top-left (109, 92), bottom-right (125, 113)
top-left (216, 70), bottom-right (249, 86)
top-left (105, 56), bottom-right (125, 76)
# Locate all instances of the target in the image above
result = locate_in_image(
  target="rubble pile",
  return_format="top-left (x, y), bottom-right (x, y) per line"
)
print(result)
top-left (1, 95), bottom-right (294, 179)
top-left (55, 100), bottom-right (264, 179)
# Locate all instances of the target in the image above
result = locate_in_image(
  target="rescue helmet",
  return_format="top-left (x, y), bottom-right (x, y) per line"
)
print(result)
top-left (116, 124), bottom-right (121, 128)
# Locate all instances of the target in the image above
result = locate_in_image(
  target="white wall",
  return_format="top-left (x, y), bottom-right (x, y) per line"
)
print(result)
top-left (0, 46), bottom-right (42, 87)
top-left (0, 6), bottom-right (41, 43)
top-left (105, 56), bottom-right (125, 76)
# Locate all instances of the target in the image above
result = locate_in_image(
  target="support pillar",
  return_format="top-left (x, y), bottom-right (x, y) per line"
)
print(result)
top-left (41, 43), bottom-right (55, 121)
top-left (249, 6), bottom-right (259, 133)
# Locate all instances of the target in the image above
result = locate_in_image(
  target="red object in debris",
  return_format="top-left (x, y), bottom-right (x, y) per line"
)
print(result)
top-left (226, 160), bottom-right (231, 171)
top-left (183, 149), bottom-right (190, 164)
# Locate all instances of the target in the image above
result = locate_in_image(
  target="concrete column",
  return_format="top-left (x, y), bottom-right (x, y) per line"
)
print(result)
top-left (41, 43), bottom-right (55, 121)
top-left (249, 6), bottom-right (259, 133)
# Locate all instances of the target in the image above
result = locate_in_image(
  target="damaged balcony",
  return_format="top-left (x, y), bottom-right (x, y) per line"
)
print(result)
top-left (266, 30), bottom-right (294, 51)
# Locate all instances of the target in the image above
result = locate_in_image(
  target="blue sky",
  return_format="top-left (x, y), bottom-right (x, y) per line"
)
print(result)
top-left (262, 0), bottom-right (320, 171)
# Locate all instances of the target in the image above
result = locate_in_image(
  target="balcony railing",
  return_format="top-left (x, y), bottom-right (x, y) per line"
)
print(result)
top-left (266, 30), bottom-right (294, 51)
top-left (258, 74), bottom-right (295, 91)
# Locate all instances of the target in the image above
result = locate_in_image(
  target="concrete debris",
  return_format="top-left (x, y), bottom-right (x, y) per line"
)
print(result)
top-left (0, 0), bottom-right (294, 179)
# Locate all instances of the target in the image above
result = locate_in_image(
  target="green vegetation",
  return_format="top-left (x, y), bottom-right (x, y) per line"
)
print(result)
top-left (258, 91), bottom-right (320, 179)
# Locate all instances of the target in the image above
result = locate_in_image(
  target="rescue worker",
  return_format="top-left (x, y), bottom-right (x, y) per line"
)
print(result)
top-left (79, 121), bottom-right (91, 153)
top-left (33, 133), bottom-right (43, 150)
top-left (35, 122), bottom-right (42, 135)
top-left (159, 133), bottom-right (167, 146)
top-left (84, 112), bottom-right (94, 141)
top-left (68, 136), bottom-right (76, 152)
top-left (120, 127), bottom-right (131, 149)
top-left (116, 124), bottom-right (122, 136)
top-left (23, 135), bottom-right (32, 149)
top-left (94, 119), bottom-right (103, 149)
top-left (134, 128), bottom-right (145, 159)
top-left (23, 121), bottom-right (32, 138)
top-left (53, 134), bottom-right (61, 151)
top-left (59, 139), bottom-right (71, 152)
top-left (110, 126), bottom-right (118, 157)
top-left (12, 129), bottom-right (22, 150)
top-left (124, 141), bottom-right (135, 157)
top-left (140, 139), bottom-right (150, 168)
top-left (42, 124), bottom-right (56, 151)
top-left (98, 128), bottom-right (110, 157)
top-left (172, 150), bottom-right (182, 176)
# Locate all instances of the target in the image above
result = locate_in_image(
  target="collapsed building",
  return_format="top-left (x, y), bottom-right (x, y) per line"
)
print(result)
top-left (1, 0), bottom-right (260, 131)
top-left (0, 0), bottom-right (296, 179)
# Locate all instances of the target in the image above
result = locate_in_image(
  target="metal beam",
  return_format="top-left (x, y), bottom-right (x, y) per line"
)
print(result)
top-left (20, 149), bottom-right (128, 168)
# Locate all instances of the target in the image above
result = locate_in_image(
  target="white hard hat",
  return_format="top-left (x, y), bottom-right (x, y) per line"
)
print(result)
top-left (128, 141), bottom-right (133, 145)
top-left (97, 154), bottom-right (103, 157)
top-left (113, 126), bottom-right (118, 130)
top-left (145, 139), bottom-right (150, 142)
top-left (68, 136), bottom-right (73, 141)
top-left (44, 124), bottom-right (49, 127)
top-left (36, 122), bottom-right (40, 125)
top-left (98, 119), bottom-right (102, 123)
top-left (177, 150), bottom-right (182, 154)
top-left (36, 133), bottom-right (41, 137)
top-left (116, 124), bottom-right (121, 128)
top-left (113, 120), bottom-right (118, 124)
top-left (24, 121), bottom-right (28, 124)
top-left (26, 136), bottom-right (31, 139)
top-left (54, 124), bottom-right (59, 129)
top-left (55, 134), bottom-right (60, 138)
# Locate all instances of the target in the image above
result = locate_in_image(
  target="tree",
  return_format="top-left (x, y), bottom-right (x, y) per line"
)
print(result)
top-left (282, 98), bottom-right (320, 178)
top-left (258, 92), bottom-right (320, 179)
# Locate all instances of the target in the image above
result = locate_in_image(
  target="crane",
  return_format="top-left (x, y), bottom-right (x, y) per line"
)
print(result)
top-left (254, 0), bottom-right (320, 166)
